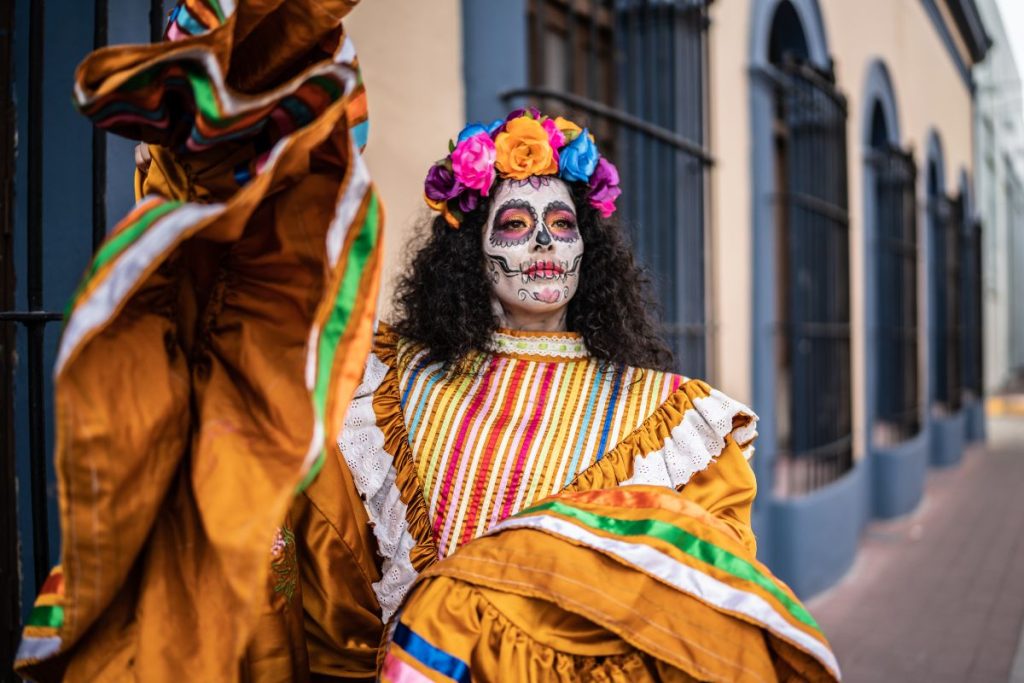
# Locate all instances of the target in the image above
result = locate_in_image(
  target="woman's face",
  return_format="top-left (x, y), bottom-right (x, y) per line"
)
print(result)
top-left (482, 177), bottom-right (584, 328)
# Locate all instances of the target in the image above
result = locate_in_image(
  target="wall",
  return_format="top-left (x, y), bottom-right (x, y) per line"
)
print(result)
top-left (344, 0), bottom-right (466, 318)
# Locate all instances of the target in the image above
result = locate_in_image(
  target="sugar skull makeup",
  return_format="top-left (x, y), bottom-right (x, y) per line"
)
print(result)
top-left (483, 177), bottom-right (584, 319)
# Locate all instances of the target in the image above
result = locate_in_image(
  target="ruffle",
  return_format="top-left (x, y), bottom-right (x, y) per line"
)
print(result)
top-left (566, 379), bottom-right (758, 493)
top-left (384, 577), bottom-right (672, 683)
top-left (337, 329), bottom-right (439, 624)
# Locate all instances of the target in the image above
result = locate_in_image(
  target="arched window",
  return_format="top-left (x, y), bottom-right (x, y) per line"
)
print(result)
top-left (868, 102), bottom-right (919, 444)
top-left (926, 146), bottom-right (962, 413)
top-left (522, 0), bottom-right (713, 375)
top-left (769, 0), bottom-right (852, 493)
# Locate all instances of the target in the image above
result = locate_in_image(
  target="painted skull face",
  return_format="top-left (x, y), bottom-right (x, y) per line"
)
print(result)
top-left (483, 177), bottom-right (584, 318)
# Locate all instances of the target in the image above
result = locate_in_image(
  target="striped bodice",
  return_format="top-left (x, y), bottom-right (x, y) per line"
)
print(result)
top-left (395, 330), bottom-right (684, 557)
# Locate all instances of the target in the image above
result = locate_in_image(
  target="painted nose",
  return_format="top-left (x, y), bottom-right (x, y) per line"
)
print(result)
top-left (534, 226), bottom-right (553, 248)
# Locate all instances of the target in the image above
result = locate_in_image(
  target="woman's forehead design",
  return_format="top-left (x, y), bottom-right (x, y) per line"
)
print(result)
top-left (489, 177), bottom-right (576, 216)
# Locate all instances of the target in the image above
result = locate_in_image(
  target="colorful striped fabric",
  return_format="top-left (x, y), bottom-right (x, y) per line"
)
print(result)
top-left (16, 566), bottom-right (65, 663)
top-left (165, 0), bottom-right (233, 40)
top-left (76, 9), bottom-right (369, 158)
top-left (381, 622), bottom-right (471, 683)
top-left (395, 332), bottom-right (684, 558)
top-left (490, 491), bottom-right (841, 680)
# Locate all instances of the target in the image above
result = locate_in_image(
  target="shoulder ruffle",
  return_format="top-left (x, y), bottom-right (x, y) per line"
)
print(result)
top-left (566, 379), bottom-right (758, 493)
top-left (336, 328), bottom-right (437, 623)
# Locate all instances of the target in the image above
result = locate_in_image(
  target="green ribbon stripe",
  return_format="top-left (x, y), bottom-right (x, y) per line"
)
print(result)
top-left (298, 190), bottom-right (380, 492)
top-left (68, 200), bottom-right (182, 316)
top-left (27, 604), bottom-right (64, 629)
top-left (523, 500), bottom-right (820, 631)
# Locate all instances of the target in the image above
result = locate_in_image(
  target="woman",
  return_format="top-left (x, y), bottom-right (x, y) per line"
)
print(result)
top-left (285, 110), bottom-right (840, 681)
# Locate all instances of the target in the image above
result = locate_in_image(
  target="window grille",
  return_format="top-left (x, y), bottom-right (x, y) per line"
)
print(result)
top-left (960, 216), bottom-right (983, 398)
top-left (1, 0), bottom-right (168, 672)
top-left (871, 145), bottom-right (920, 443)
top-left (928, 188), bottom-right (963, 412)
top-left (516, 0), bottom-right (713, 377)
top-left (772, 59), bottom-right (853, 494)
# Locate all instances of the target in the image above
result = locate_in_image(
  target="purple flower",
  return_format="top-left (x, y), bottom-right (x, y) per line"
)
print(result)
top-left (424, 163), bottom-right (464, 202)
top-left (458, 189), bottom-right (481, 213)
top-left (588, 157), bottom-right (621, 218)
top-left (505, 106), bottom-right (542, 122)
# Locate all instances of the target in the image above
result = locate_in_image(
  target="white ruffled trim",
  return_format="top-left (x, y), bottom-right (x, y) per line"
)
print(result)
top-left (620, 387), bottom-right (759, 488)
top-left (337, 353), bottom-right (418, 622)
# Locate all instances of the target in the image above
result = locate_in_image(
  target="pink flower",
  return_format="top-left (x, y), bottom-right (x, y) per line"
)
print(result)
top-left (451, 133), bottom-right (497, 195)
top-left (591, 196), bottom-right (619, 218)
top-left (541, 118), bottom-right (566, 150)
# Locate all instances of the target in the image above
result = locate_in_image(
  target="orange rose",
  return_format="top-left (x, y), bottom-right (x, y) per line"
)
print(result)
top-left (494, 117), bottom-right (559, 180)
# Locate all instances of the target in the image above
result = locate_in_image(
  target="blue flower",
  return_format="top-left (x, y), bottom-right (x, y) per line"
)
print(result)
top-left (486, 118), bottom-right (505, 133)
top-left (457, 122), bottom-right (491, 142)
top-left (558, 128), bottom-right (599, 182)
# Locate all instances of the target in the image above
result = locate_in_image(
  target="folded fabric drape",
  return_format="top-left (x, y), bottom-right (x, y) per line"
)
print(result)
top-left (16, 2), bottom-right (381, 680)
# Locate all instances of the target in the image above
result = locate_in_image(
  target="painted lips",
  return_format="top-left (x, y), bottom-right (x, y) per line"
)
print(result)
top-left (520, 260), bottom-right (568, 283)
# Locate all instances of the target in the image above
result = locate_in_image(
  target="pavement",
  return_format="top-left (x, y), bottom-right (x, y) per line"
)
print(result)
top-left (808, 415), bottom-right (1024, 683)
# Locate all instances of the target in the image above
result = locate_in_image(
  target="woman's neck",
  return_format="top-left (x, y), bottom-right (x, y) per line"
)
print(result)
top-left (491, 299), bottom-right (568, 332)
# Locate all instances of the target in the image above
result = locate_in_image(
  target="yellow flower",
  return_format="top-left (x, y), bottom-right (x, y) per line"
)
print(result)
top-left (554, 116), bottom-right (583, 139)
top-left (494, 117), bottom-right (559, 180)
top-left (423, 193), bottom-right (462, 228)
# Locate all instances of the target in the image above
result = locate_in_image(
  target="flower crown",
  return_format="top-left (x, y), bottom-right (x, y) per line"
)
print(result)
top-left (423, 108), bottom-right (622, 228)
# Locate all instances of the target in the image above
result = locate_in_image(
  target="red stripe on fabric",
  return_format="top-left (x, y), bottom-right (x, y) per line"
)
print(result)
top-left (432, 358), bottom-right (501, 539)
top-left (497, 361), bottom-right (557, 521)
top-left (457, 361), bottom-right (528, 547)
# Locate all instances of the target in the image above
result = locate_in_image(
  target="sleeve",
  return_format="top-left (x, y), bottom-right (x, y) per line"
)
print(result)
top-left (678, 435), bottom-right (758, 555)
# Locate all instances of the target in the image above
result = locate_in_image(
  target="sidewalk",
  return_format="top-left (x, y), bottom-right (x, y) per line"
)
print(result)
top-left (808, 416), bottom-right (1024, 683)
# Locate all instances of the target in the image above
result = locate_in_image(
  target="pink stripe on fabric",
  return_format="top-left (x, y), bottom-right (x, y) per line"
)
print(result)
top-left (486, 361), bottom-right (547, 528)
top-left (381, 652), bottom-right (436, 683)
top-left (441, 358), bottom-right (510, 552)
top-left (497, 361), bottom-right (557, 521)
top-left (433, 357), bottom-right (500, 544)
top-left (165, 22), bottom-right (186, 42)
top-left (99, 113), bottom-right (171, 130)
top-left (670, 374), bottom-right (682, 394)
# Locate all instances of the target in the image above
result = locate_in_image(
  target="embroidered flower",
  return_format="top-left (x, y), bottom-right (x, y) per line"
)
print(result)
top-left (451, 133), bottom-right (497, 195)
top-left (494, 116), bottom-right (559, 180)
top-left (558, 128), bottom-right (599, 182)
top-left (588, 157), bottom-right (621, 218)
top-left (270, 526), bottom-right (298, 601)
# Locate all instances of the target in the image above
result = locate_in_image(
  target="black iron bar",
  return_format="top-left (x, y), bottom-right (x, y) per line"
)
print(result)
top-left (0, 311), bottom-right (64, 322)
top-left (499, 86), bottom-right (715, 164)
top-left (150, 0), bottom-right (165, 43)
top-left (28, 0), bottom-right (50, 592)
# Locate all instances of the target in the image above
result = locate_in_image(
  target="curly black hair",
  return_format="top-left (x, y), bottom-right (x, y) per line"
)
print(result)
top-left (392, 182), bottom-right (674, 371)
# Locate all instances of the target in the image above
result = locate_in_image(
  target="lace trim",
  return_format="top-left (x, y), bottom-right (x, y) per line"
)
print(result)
top-left (489, 330), bottom-right (588, 360)
top-left (337, 353), bottom-right (419, 622)
top-left (621, 388), bottom-right (758, 488)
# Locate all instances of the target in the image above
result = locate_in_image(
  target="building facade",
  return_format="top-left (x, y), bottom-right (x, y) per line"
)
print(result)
top-left (0, 0), bottom-right (1000, 665)
top-left (974, 0), bottom-right (1024, 394)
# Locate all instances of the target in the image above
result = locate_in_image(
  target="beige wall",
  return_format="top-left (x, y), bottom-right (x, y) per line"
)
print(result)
top-left (709, 0), bottom-right (976, 456)
top-left (345, 0), bottom-right (465, 317)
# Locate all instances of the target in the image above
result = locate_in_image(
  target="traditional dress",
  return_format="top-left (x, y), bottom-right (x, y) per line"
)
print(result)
top-left (284, 327), bottom-right (840, 681)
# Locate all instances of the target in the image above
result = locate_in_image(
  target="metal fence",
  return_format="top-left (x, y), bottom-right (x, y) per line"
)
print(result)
top-left (1, 0), bottom-right (167, 674)
top-left (872, 144), bottom-right (920, 442)
top-left (513, 0), bottom-right (712, 377)
top-left (772, 59), bottom-right (853, 495)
